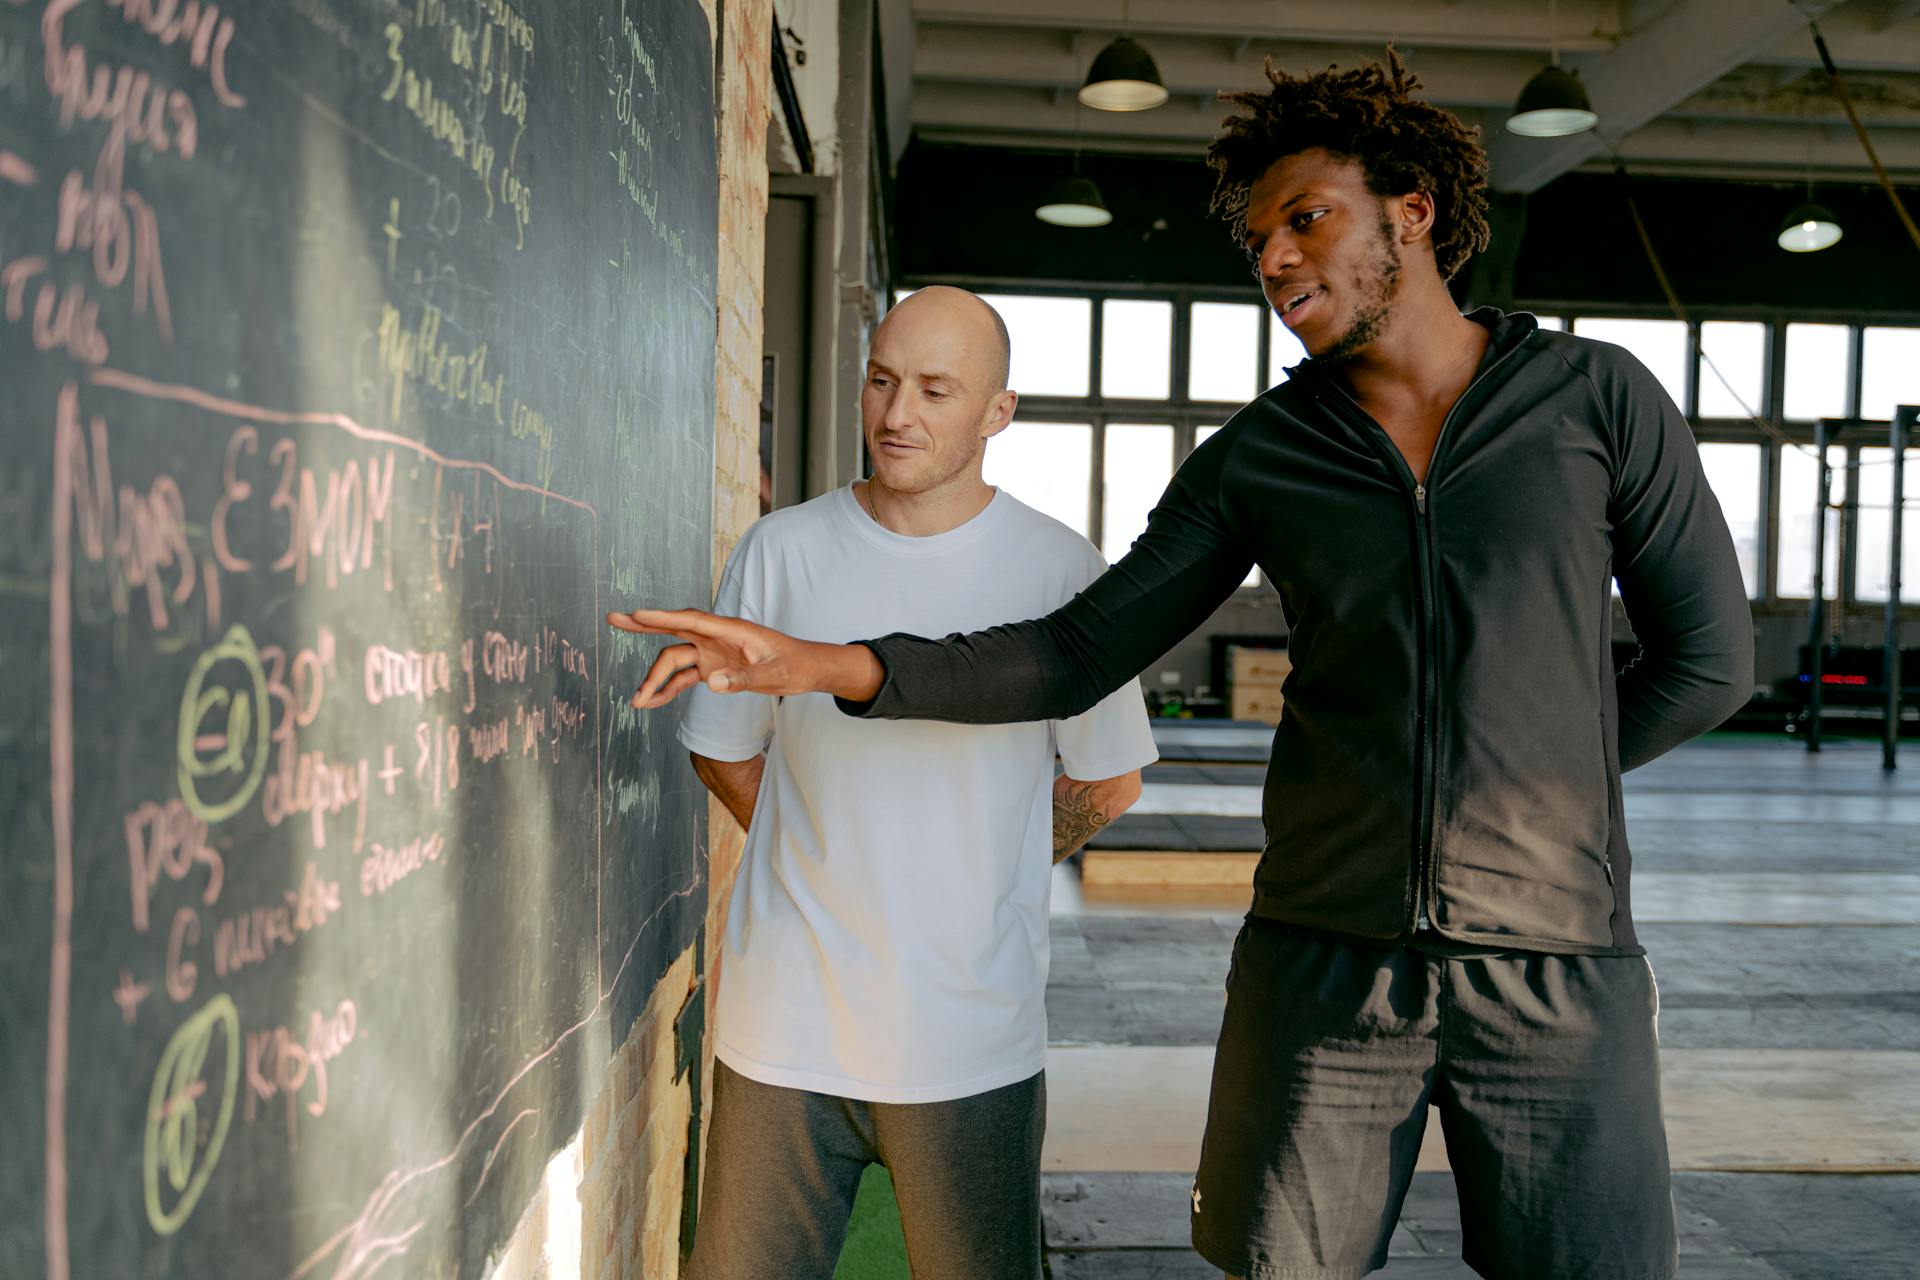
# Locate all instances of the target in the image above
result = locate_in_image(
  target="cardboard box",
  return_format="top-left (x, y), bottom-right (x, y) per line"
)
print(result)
top-left (1230, 645), bottom-right (1292, 685)
top-left (1228, 645), bottom-right (1290, 724)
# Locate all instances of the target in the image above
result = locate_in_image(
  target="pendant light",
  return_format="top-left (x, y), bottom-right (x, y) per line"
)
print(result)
top-left (1036, 104), bottom-right (1113, 227)
top-left (1508, 0), bottom-right (1598, 137)
top-left (1078, 1), bottom-right (1168, 112)
top-left (1778, 132), bottom-right (1842, 253)
top-left (1777, 203), bottom-right (1843, 253)
top-left (1036, 175), bottom-right (1113, 227)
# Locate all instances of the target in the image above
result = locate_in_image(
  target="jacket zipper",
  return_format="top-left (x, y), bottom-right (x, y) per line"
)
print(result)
top-left (1321, 337), bottom-right (1527, 937)
top-left (1411, 475), bottom-right (1438, 933)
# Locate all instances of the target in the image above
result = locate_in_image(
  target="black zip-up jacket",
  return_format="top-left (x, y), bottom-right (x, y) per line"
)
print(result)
top-left (842, 310), bottom-right (1754, 954)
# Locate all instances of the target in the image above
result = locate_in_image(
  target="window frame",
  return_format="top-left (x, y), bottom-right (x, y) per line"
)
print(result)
top-left (950, 283), bottom-right (1286, 591)
top-left (898, 281), bottom-right (1920, 617)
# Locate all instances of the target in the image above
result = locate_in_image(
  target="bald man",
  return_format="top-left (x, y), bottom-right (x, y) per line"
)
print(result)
top-left (678, 288), bottom-right (1157, 1280)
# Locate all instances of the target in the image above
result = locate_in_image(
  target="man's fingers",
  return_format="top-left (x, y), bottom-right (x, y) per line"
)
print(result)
top-left (626, 607), bottom-right (729, 637)
top-left (632, 665), bottom-right (703, 709)
top-left (708, 667), bottom-right (753, 694)
top-left (606, 608), bottom-right (717, 637)
top-left (635, 643), bottom-right (698, 702)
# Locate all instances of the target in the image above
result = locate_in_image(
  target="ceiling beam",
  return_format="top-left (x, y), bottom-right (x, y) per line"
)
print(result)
top-left (1485, 0), bottom-right (1847, 193)
top-left (1605, 115), bottom-right (1920, 178)
top-left (912, 79), bottom-right (1920, 181)
top-left (1880, 0), bottom-right (1920, 31)
top-left (911, 0), bottom-right (1622, 55)
top-left (911, 27), bottom-right (1541, 109)
top-left (1754, 3), bottom-right (1920, 73)
top-left (911, 79), bottom-right (1269, 147)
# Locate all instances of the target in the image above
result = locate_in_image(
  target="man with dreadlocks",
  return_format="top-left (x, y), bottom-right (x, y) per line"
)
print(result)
top-left (613, 52), bottom-right (1752, 1280)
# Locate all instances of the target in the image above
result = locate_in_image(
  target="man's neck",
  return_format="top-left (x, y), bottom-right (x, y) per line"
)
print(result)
top-left (857, 474), bottom-right (995, 537)
top-left (1332, 282), bottom-right (1491, 414)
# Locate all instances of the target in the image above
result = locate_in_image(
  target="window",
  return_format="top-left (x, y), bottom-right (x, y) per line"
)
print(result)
top-left (1784, 323), bottom-right (1851, 422)
top-left (983, 421), bottom-right (1092, 535)
top-left (1267, 316), bottom-right (1307, 386)
top-left (1101, 424), bottom-right (1174, 561)
top-left (1698, 322), bottom-right (1766, 421)
top-left (1776, 445), bottom-right (1846, 599)
top-left (1572, 318), bottom-right (1689, 410)
top-left (980, 294), bottom-right (1091, 397)
top-left (1860, 327), bottom-right (1920, 423)
top-left (1101, 299), bottom-right (1173, 400)
top-left (1533, 315), bottom-right (1565, 331)
top-left (1196, 424), bottom-right (1260, 586)
top-left (1696, 443), bottom-right (1763, 598)
top-left (1854, 447), bottom-right (1920, 604)
top-left (1189, 302), bottom-right (1261, 403)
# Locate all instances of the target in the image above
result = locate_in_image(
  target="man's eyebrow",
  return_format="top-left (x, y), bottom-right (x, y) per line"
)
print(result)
top-left (866, 361), bottom-right (968, 390)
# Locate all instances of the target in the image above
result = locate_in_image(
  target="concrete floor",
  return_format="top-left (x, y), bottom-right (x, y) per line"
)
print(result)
top-left (1039, 735), bottom-right (1920, 1278)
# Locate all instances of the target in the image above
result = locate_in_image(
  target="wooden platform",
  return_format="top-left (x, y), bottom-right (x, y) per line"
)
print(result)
top-left (1079, 850), bottom-right (1258, 887)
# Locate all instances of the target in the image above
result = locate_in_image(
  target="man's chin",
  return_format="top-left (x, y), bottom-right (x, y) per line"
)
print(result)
top-left (866, 463), bottom-right (930, 496)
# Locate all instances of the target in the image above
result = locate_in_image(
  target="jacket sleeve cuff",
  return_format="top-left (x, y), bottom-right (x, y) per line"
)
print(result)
top-left (832, 639), bottom-right (894, 718)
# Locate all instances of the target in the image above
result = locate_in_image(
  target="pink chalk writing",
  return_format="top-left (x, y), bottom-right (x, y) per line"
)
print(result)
top-left (165, 905), bottom-right (199, 1002)
top-left (414, 718), bottom-right (460, 806)
top-left (480, 629), bottom-right (528, 683)
top-left (365, 643), bottom-right (452, 706)
top-left (5, 256), bottom-right (110, 364)
top-left (260, 635), bottom-right (336, 744)
top-left (466, 716), bottom-right (509, 763)
top-left (111, 968), bottom-right (152, 1025)
top-left (53, 385), bottom-right (206, 631)
top-left (55, 165), bottom-right (172, 342)
top-left (261, 739), bottom-right (369, 851)
top-left (360, 831), bottom-right (446, 896)
top-left (246, 998), bottom-right (358, 1150)
top-left (101, 0), bottom-right (247, 109)
top-left (124, 798), bottom-right (223, 934)
top-left (0, 149), bottom-right (37, 186)
top-left (211, 861), bottom-right (341, 981)
top-left (266, 441), bottom-right (398, 589)
top-left (38, 1), bottom-right (204, 173)
top-left (211, 426), bottom-right (255, 572)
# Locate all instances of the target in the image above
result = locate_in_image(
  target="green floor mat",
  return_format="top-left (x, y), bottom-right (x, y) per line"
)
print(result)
top-left (832, 1163), bottom-right (910, 1279)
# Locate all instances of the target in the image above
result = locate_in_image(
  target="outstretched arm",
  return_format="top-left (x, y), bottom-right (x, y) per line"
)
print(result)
top-left (1052, 769), bottom-right (1143, 863)
top-left (613, 612), bottom-right (884, 707)
top-left (611, 428), bottom-right (1257, 725)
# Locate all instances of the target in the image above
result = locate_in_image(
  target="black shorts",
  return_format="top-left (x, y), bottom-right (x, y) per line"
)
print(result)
top-left (1191, 925), bottom-right (1677, 1280)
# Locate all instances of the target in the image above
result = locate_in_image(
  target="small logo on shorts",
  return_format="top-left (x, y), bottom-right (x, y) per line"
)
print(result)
top-left (1191, 1184), bottom-right (1202, 1214)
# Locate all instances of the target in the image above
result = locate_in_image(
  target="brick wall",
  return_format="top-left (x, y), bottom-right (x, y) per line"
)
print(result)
top-left (485, 0), bottom-right (770, 1273)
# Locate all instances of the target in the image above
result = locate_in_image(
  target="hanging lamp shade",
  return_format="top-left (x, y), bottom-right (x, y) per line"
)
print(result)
top-left (1507, 64), bottom-right (1598, 137)
top-left (1078, 35), bottom-right (1169, 112)
top-left (1036, 175), bottom-right (1112, 227)
top-left (1776, 201), bottom-right (1843, 253)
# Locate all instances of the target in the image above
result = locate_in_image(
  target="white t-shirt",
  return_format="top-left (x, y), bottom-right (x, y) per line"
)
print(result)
top-left (676, 485), bottom-right (1158, 1103)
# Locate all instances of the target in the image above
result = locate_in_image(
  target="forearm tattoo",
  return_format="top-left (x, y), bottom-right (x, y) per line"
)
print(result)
top-left (1053, 779), bottom-right (1115, 863)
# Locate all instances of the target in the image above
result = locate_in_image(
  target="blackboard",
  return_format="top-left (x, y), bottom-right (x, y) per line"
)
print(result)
top-left (0, 0), bottom-right (717, 1275)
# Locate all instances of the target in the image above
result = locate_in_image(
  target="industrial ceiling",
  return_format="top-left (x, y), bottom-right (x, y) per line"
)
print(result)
top-left (903, 0), bottom-right (1920, 190)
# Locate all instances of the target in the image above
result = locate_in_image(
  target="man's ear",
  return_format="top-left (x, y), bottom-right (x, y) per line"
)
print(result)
top-left (1396, 191), bottom-right (1439, 246)
top-left (981, 389), bottom-right (1019, 440)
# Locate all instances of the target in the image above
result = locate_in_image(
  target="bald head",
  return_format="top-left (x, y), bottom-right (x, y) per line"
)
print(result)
top-left (877, 286), bottom-right (1012, 394)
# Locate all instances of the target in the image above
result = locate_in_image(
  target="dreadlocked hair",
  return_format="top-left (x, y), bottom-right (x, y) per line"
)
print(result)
top-left (1206, 49), bottom-right (1491, 282)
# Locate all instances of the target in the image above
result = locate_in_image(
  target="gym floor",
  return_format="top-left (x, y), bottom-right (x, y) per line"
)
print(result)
top-left (837, 733), bottom-right (1920, 1278)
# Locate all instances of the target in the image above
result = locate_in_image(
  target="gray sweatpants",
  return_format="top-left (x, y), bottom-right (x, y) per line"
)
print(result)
top-left (685, 1060), bottom-right (1047, 1280)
